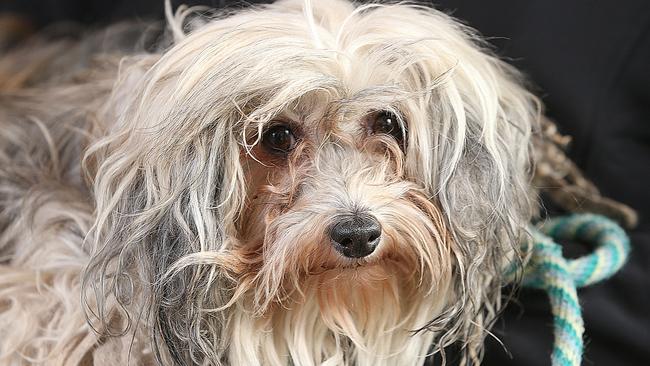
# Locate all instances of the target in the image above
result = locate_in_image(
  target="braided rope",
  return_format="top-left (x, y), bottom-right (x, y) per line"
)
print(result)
top-left (518, 214), bottom-right (631, 366)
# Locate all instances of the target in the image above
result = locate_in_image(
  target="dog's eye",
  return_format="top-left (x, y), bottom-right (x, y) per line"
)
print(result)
top-left (370, 111), bottom-right (406, 144)
top-left (262, 124), bottom-right (297, 155)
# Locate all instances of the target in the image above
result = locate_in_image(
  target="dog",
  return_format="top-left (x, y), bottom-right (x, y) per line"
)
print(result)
top-left (0, 0), bottom-right (572, 364)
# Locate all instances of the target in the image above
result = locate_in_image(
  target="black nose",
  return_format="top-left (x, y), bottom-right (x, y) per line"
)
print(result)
top-left (329, 214), bottom-right (382, 258)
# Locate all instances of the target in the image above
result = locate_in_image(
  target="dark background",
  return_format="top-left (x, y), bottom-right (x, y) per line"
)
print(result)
top-left (1, 1), bottom-right (649, 365)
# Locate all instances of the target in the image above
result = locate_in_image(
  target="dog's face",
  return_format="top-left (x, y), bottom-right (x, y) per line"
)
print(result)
top-left (239, 93), bottom-right (452, 308)
top-left (84, 0), bottom-right (538, 364)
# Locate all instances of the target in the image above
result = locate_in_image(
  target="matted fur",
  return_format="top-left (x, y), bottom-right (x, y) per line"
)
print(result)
top-left (0, 0), bottom-right (539, 365)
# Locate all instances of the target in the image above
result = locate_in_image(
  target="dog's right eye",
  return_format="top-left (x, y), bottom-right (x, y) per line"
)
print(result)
top-left (262, 124), bottom-right (297, 155)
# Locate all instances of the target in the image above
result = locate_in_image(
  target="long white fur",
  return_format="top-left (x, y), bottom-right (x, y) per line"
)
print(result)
top-left (0, 0), bottom-right (539, 365)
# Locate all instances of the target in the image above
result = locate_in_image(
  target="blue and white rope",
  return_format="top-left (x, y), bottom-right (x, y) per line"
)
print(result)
top-left (519, 214), bottom-right (631, 366)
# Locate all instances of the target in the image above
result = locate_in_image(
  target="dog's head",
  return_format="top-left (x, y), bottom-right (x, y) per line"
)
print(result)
top-left (82, 0), bottom-right (538, 364)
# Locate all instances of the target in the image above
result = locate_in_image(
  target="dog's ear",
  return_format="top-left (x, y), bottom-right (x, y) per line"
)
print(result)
top-left (81, 47), bottom-right (247, 363)
top-left (421, 45), bottom-right (539, 254)
top-left (426, 50), bottom-right (538, 360)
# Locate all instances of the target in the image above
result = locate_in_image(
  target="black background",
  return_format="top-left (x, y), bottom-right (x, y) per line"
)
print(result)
top-left (2, 1), bottom-right (649, 365)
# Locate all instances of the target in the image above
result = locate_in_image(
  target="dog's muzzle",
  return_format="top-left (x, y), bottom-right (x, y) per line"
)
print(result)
top-left (329, 213), bottom-right (382, 258)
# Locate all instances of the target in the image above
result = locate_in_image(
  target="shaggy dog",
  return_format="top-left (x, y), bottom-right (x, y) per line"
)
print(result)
top-left (1, 0), bottom-right (615, 365)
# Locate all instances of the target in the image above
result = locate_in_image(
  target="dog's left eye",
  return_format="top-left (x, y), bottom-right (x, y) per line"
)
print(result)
top-left (262, 124), bottom-right (297, 155)
top-left (370, 111), bottom-right (406, 145)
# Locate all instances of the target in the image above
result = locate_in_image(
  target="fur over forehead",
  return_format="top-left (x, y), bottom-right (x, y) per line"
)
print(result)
top-left (124, 2), bottom-right (525, 122)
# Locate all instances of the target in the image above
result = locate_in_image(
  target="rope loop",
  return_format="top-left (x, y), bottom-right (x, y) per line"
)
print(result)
top-left (514, 214), bottom-right (631, 366)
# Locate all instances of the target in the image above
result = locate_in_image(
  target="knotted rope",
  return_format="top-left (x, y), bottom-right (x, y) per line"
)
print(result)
top-left (515, 214), bottom-right (631, 366)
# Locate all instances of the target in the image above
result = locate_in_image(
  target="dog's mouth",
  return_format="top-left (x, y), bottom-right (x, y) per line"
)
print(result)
top-left (319, 260), bottom-right (374, 271)
top-left (316, 250), bottom-right (398, 272)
